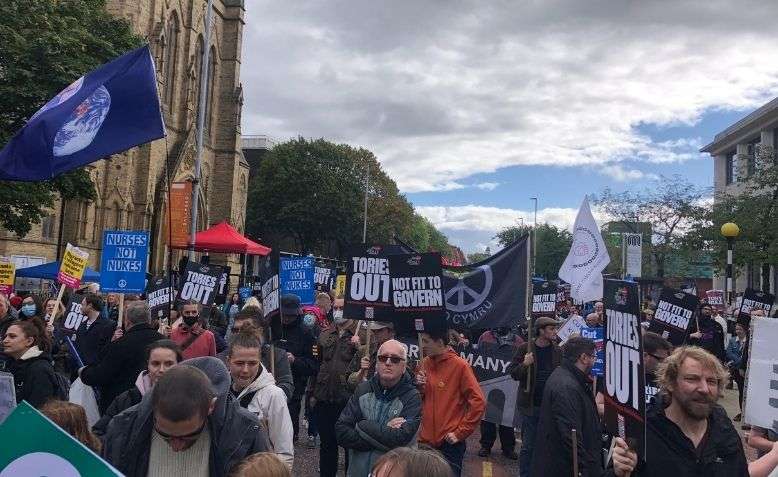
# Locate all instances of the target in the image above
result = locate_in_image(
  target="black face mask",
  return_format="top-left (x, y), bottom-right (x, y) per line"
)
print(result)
top-left (183, 315), bottom-right (199, 327)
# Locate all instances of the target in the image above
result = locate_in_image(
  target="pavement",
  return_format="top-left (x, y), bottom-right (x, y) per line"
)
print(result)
top-left (291, 387), bottom-right (751, 477)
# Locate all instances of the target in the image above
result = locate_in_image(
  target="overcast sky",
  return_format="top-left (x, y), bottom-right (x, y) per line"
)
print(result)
top-left (241, 1), bottom-right (778, 254)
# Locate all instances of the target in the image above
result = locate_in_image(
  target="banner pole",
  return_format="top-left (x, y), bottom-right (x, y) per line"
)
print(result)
top-left (417, 333), bottom-right (425, 362)
top-left (364, 323), bottom-right (372, 358)
top-left (117, 294), bottom-right (125, 329)
top-left (51, 284), bottom-right (67, 323)
top-left (571, 428), bottom-right (579, 477)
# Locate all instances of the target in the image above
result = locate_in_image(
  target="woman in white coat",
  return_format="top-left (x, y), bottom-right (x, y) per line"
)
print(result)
top-left (227, 324), bottom-right (294, 470)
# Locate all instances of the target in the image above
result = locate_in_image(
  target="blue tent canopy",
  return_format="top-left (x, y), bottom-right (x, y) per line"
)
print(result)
top-left (16, 261), bottom-right (100, 282)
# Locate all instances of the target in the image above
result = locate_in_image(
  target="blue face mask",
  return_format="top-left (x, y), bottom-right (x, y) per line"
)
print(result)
top-left (21, 304), bottom-right (36, 317)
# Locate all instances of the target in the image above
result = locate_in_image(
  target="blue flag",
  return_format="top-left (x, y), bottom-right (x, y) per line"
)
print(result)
top-left (0, 45), bottom-right (165, 181)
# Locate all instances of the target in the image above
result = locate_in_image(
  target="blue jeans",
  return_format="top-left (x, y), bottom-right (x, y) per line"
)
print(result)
top-left (436, 440), bottom-right (466, 477)
top-left (519, 411), bottom-right (539, 477)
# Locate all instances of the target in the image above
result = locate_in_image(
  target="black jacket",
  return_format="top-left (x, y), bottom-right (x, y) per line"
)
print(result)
top-left (80, 323), bottom-right (163, 413)
top-left (102, 356), bottom-right (270, 477)
top-left (632, 396), bottom-right (748, 477)
top-left (92, 386), bottom-right (142, 437)
top-left (74, 315), bottom-right (116, 367)
top-left (531, 361), bottom-right (602, 477)
top-left (688, 317), bottom-right (726, 364)
top-left (313, 328), bottom-right (358, 403)
top-left (507, 340), bottom-right (562, 415)
top-left (273, 317), bottom-right (318, 395)
top-left (6, 349), bottom-right (58, 408)
top-left (336, 372), bottom-right (422, 476)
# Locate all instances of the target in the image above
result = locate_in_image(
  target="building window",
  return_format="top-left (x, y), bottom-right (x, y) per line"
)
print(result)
top-left (164, 13), bottom-right (179, 109)
top-left (725, 152), bottom-right (737, 184)
top-left (206, 46), bottom-right (217, 138)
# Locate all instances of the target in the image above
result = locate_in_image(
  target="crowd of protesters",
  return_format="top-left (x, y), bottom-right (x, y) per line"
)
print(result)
top-left (0, 284), bottom-right (777, 477)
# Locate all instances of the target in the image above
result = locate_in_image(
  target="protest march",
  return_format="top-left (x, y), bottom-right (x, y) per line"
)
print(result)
top-left (2, 3), bottom-right (778, 477)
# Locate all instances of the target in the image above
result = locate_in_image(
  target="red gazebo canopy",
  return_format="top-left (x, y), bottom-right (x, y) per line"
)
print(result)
top-left (178, 221), bottom-right (271, 255)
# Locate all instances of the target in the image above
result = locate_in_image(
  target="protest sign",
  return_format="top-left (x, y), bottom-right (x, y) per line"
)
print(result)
top-left (344, 245), bottom-right (394, 321)
top-left (389, 253), bottom-right (446, 334)
top-left (259, 251), bottom-right (280, 318)
top-left (61, 293), bottom-right (87, 337)
top-left (737, 288), bottom-right (775, 326)
top-left (177, 262), bottom-right (222, 308)
top-left (532, 281), bottom-right (558, 317)
top-left (743, 317), bottom-right (778, 433)
top-left (0, 258), bottom-right (14, 295)
top-left (0, 401), bottom-right (122, 475)
top-left (314, 265), bottom-right (337, 291)
top-left (442, 237), bottom-right (529, 329)
top-left (238, 286), bottom-right (252, 301)
top-left (603, 279), bottom-right (645, 458)
top-left (99, 230), bottom-right (148, 293)
top-left (146, 276), bottom-right (175, 323)
top-left (58, 244), bottom-right (89, 289)
top-left (335, 274), bottom-right (346, 298)
top-left (580, 326), bottom-right (605, 376)
top-left (558, 315), bottom-right (587, 345)
top-left (705, 289), bottom-right (724, 309)
top-left (647, 287), bottom-right (699, 346)
top-left (624, 233), bottom-right (642, 278)
top-left (0, 372), bottom-right (15, 424)
top-left (461, 342), bottom-right (520, 428)
top-left (280, 257), bottom-right (315, 305)
top-left (214, 266), bottom-right (232, 305)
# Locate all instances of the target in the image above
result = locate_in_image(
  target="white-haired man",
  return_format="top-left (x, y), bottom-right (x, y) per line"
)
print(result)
top-left (336, 339), bottom-right (421, 477)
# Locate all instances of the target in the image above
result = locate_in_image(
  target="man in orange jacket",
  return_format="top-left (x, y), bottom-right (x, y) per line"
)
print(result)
top-left (416, 328), bottom-right (486, 477)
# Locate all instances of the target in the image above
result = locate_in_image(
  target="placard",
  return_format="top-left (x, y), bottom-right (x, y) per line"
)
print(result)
top-left (146, 276), bottom-right (175, 323)
top-left (177, 262), bottom-right (222, 308)
top-left (280, 257), bottom-right (315, 305)
top-left (557, 315), bottom-right (587, 345)
top-left (238, 286), bottom-right (252, 300)
top-left (743, 317), bottom-right (778, 433)
top-left (705, 289), bottom-right (724, 308)
top-left (580, 326), bottom-right (605, 376)
top-left (737, 288), bottom-right (774, 326)
top-left (99, 230), bottom-right (149, 293)
top-left (259, 251), bottom-right (280, 318)
top-left (532, 281), bottom-right (558, 317)
top-left (58, 244), bottom-right (89, 289)
top-left (647, 287), bottom-right (699, 346)
top-left (388, 252), bottom-right (446, 333)
top-left (603, 279), bottom-right (645, 458)
top-left (61, 293), bottom-right (87, 336)
top-left (624, 233), bottom-right (642, 278)
top-left (344, 245), bottom-right (394, 321)
top-left (335, 274), bottom-right (346, 298)
top-left (0, 372), bottom-right (15, 424)
top-left (0, 258), bottom-right (15, 295)
top-left (314, 265), bottom-right (337, 291)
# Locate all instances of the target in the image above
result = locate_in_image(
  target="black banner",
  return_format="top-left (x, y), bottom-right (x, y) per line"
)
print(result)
top-left (215, 265), bottom-right (232, 305)
top-left (344, 245), bottom-right (394, 321)
top-left (603, 279), bottom-right (645, 458)
top-left (647, 287), bottom-right (699, 346)
top-left (442, 237), bottom-right (529, 329)
top-left (314, 265), bottom-right (337, 291)
top-left (532, 281), bottom-right (558, 317)
top-left (259, 250), bottom-right (280, 319)
top-left (177, 262), bottom-right (222, 308)
top-left (61, 293), bottom-right (86, 337)
top-left (147, 276), bottom-right (175, 323)
top-left (389, 252), bottom-right (446, 334)
top-left (738, 288), bottom-right (774, 326)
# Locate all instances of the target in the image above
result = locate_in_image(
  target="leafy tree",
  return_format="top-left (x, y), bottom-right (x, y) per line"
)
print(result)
top-left (494, 223), bottom-right (572, 279)
top-left (246, 137), bottom-right (450, 257)
top-left (467, 252), bottom-right (490, 264)
top-left (595, 177), bottom-right (708, 278)
top-left (0, 0), bottom-right (142, 236)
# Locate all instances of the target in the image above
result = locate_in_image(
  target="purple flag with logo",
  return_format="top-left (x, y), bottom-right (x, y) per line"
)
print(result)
top-left (0, 45), bottom-right (165, 181)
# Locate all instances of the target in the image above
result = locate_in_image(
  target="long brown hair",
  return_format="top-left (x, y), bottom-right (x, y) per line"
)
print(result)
top-left (10, 317), bottom-right (51, 353)
top-left (40, 400), bottom-right (101, 453)
top-left (229, 452), bottom-right (290, 477)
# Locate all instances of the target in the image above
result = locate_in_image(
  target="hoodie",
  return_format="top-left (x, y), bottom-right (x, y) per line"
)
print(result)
top-left (102, 356), bottom-right (270, 476)
top-left (8, 346), bottom-right (58, 408)
top-left (233, 366), bottom-right (294, 470)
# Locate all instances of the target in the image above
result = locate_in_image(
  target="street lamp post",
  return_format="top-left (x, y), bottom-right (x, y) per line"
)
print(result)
top-left (721, 222), bottom-right (740, 307)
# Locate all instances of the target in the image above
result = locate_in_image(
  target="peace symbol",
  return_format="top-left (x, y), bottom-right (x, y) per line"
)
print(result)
top-left (445, 265), bottom-right (493, 313)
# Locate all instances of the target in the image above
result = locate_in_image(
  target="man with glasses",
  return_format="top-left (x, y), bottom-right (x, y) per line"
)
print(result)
top-left (643, 331), bottom-right (672, 405)
top-left (103, 356), bottom-right (270, 476)
top-left (336, 339), bottom-right (421, 477)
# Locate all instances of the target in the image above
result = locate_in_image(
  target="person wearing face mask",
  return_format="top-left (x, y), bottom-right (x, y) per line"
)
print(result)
top-left (92, 339), bottom-right (182, 437)
top-left (477, 326), bottom-right (524, 459)
top-left (170, 300), bottom-right (217, 360)
top-left (311, 306), bottom-right (359, 477)
top-left (19, 295), bottom-right (43, 320)
top-left (74, 293), bottom-right (117, 368)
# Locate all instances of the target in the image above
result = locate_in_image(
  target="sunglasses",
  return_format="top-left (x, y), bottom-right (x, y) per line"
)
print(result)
top-left (377, 355), bottom-right (405, 365)
top-left (154, 419), bottom-right (206, 442)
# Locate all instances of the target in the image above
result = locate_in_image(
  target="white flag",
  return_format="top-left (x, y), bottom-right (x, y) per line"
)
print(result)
top-left (559, 196), bottom-right (610, 303)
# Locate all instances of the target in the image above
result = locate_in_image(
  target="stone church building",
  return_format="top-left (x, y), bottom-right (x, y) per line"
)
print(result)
top-left (0, 0), bottom-right (249, 279)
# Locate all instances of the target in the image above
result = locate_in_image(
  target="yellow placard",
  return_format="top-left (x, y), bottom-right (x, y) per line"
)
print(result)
top-left (0, 258), bottom-right (15, 294)
top-left (335, 274), bottom-right (346, 299)
top-left (58, 244), bottom-right (89, 288)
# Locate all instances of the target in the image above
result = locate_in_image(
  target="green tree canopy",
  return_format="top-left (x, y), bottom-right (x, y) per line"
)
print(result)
top-left (494, 223), bottom-right (572, 279)
top-left (246, 137), bottom-right (450, 258)
top-left (0, 0), bottom-right (142, 236)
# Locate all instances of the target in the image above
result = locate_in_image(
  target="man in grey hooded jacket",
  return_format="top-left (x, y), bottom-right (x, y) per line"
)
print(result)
top-left (102, 356), bottom-right (270, 476)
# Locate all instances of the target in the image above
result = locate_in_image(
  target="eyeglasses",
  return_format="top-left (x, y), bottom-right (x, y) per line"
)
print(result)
top-left (154, 418), bottom-right (206, 442)
top-left (376, 355), bottom-right (405, 365)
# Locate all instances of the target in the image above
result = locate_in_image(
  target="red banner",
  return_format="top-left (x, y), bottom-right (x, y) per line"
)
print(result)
top-left (168, 182), bottom-right (192, 248)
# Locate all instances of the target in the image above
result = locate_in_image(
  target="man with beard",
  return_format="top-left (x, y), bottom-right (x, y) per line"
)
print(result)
top-left (170, 300), bottom-right (216, 360)
top-left (687, 304), bottom-right (726, 364)
top-left (612, 346), bottom-right (748, 476)
top-left (531, 336), bottom-right (632, 477)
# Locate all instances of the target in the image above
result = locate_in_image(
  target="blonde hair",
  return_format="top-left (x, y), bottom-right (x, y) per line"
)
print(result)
top-left (656, 346), bottom-right (730, 399)
top-left (243, 296), bottom-right (262, 311)
top-left (371, 446), bottom-right (453, 477)
top-left (230, 452), bottom-right (290, 477)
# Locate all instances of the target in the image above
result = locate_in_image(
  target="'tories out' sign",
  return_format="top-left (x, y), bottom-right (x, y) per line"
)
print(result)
top-left (99, 230), bottom-right (149, 293)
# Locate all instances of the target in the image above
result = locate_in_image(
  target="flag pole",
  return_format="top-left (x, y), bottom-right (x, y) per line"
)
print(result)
top-left (188, 0), bottom-right (214, 260)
